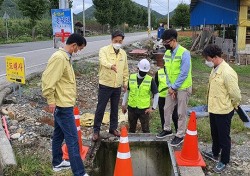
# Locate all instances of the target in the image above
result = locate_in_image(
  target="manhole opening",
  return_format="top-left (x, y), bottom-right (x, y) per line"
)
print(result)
top-left (92, 140), bottom-right (173, 176)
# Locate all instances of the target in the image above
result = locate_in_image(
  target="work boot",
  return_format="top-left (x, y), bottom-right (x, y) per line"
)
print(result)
top-left (92, 132), bottom-right (99, 142)
top-left (109, 129), bottom-right (120, 137)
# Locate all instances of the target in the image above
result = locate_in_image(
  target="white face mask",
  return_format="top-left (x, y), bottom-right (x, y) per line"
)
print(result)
top-left (112, 43), bottom-right (122, 50)
top-left (72, 50), bottom-right (81, 57)
top-left (205, 60), bottom-right (214, 68)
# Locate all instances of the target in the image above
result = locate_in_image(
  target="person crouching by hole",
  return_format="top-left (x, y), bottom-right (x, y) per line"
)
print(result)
top-left (122, 59), bottom-right (159, 133)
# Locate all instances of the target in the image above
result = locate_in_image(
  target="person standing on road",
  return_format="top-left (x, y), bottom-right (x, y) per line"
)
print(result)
top-left (42, 33), bottom-right (89, 176)
top-left (201, 44), bottom-right (241, 174)
top-left (155, 67), bottom-right (178, 131)
top-left (156, 29), bottom-right (192, 147)
top-left (122, 59), bottom-right (159, 133)
top-left (92, 30), bottom-right (129, 141)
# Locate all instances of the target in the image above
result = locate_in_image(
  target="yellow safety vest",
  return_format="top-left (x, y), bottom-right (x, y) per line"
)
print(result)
top-left (158, 68), bottom-right (167, 97)
top-left (164, 45), bottom-right (192, 90)
top-left (128, 73), bottom-right (152, 109)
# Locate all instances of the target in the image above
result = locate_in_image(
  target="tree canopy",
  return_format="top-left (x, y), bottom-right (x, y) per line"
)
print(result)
top-left (18, 0), bottom-right (49, 39)
top-left (93, 0), bottom-right (153, 31)
top-left (171, 3), bottom-right (190, 30)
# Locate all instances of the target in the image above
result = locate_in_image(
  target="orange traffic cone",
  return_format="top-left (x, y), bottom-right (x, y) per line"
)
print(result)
top-left (113, 126), bottom-right (133, 176)
top-left (174, 111), bottom-right (206, 167)
top-left (62, 107), bottom-right (89, 160)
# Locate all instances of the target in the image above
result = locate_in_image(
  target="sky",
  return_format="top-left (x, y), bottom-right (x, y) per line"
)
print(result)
top-left (72, 0), bottom-right (191, 15)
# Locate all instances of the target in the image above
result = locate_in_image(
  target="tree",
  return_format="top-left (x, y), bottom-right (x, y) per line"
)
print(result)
top-left (18, 0), bottom-right (49, 40)
top-left (93, 0), bottom-right (133, 32)
top-left (0, 0), bottom-right (4, 7)
top-left (171, 3), bottom-right (190, 30)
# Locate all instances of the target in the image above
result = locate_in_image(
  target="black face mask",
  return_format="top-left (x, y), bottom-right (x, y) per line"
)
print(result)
top-left (139, 71), bottom-right (147, 77)
top-left (164, 44), bottom-right (172, 50)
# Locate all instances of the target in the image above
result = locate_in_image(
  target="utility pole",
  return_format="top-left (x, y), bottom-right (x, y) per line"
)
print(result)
top-left (83, 0), bottom-right (85, 37)
top-left (148, 0), bottom-right (151, 37)
top-left (167, 0), bottom-right (170, 29)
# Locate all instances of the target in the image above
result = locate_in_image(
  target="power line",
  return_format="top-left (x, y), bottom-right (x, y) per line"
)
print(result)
top-left (199, 0), bottom-right (238, 13)
top-left (152, 0), bottom-right (168, 10)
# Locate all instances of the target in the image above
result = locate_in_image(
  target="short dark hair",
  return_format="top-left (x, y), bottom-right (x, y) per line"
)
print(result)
top-left (202, 44), bottom-right (222, 58)
top-left (66, 33), bottom-right (87, 46)
top-left (111, 30), bottom-right (125, 40)
top-left (161, 29), bottom-right (178, 40)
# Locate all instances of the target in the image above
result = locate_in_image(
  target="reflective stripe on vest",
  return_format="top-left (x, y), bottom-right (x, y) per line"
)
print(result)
top-left (158, 68), bottom-right (167, 97)
top-left (164, 45), bottom-right (192, 90)
top-left (128, 74), bottom-right (152, 109)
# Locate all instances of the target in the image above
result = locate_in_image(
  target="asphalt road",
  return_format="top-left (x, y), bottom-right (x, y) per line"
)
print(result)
top-left (0, 31), bottom-right (156, 86)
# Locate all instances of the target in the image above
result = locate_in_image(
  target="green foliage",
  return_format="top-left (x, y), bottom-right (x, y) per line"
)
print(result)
top-left (3, 150), bottom-right (53, 176)
top-left (0, 19), bottom-right (52, 43)
top-left (18, 0), bottom-right (49, 39)
top-left (0, 0), bottom-right (4, 8)
top-left (171, 3), bottom-right (190, 30)
top-left (178, 36), bottom-right (192, 49)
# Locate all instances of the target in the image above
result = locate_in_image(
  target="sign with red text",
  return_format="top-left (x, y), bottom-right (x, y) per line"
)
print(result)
top-left (6, 56), bottom-right (26, 84)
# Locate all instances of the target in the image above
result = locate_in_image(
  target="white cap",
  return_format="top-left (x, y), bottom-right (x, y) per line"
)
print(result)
top-left (138, 59), bottom-right (150, 72)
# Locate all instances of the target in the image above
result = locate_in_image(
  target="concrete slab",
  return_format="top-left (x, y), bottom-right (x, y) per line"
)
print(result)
top-left (0, 116), bottom-right (16, 167)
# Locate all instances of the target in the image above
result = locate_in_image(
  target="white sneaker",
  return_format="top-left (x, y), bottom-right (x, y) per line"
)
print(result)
top-left (53, 160), bottom-right (71, 172)
top-left (83, 174), bottom-right (89, 176)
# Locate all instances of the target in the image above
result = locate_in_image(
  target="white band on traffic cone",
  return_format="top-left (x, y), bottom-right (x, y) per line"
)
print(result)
top-left (77, 126), bottom-right (80, 131)
top-left (186, 129), bottom-right (197, 135)
top-left (117, 151), bottom-right (131, 159)
top-left (119, 137), bottom-right (129, 143)
top-left (75, 115), bottom-right (80, 119)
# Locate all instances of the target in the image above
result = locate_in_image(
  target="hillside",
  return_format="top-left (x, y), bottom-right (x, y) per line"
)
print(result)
top-left (75, 3), bottom-right (174, 20)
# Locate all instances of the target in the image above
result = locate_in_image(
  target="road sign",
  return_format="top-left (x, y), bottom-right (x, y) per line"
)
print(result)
top-left (6, 56), bottom-right (26, 84)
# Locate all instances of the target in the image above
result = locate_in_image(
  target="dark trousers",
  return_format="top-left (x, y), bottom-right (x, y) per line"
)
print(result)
top-left (93, 84), bottom-right (121, 133)
top-left (52, 107), bottom-right (85, 176)
top-left (158, 97), bottom-right (178, 131)
top-left (209, 110), bottom-right (234, 164)
top-left (128, 110), bottom-right (150, 133)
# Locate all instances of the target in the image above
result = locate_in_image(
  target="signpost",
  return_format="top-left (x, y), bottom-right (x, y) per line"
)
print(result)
top-left (51, 8), bottom-right (73, 48)
top-left (3, 11), bottom-right (10, 41)
top-left (5, 56), bottom-right (26, 98)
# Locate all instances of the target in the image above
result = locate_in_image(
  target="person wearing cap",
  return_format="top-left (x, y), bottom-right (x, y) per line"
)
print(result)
top-left (92, 30), bottom-right (129, 141)
top-left (201, 44), bottom-right (241, 173)
top-left (155, 68), bottom-right (178, 131)
top-left (156, 29), bottom-right (192, 147)
top-left (121, 59), bottom-right (159, 133)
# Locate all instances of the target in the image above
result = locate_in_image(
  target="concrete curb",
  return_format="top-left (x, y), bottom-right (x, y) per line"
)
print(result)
top-left (0, 72), bottom-right (42, 171)
top-left (0, 116), bottom-right (16, 167)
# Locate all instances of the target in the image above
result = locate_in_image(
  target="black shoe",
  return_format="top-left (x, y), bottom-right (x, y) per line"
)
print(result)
top-left (202, 151), bottom-right (219, 162)
top-left (156, 130), bottom-right (173, 139)
top-left (170, 136), bottom-right (183, 146)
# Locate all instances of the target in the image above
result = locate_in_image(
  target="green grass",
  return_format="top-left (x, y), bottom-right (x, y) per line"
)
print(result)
top-left (3, 150), bottom-right (52, 176)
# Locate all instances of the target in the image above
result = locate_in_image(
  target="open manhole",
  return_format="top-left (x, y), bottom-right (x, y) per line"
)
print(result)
top-left (92, 134), bottom-right (175, 176)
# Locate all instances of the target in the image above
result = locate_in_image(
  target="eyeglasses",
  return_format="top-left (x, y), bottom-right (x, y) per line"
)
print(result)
top-left (162, 39), bottom-right (173, 45)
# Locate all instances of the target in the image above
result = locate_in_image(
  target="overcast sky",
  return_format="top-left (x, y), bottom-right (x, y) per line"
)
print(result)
top-left (72, 0), bottom-right (191, 15)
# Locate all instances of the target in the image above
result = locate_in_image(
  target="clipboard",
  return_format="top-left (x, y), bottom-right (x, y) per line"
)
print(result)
top-left (235, 105), bottom-right (250, 123)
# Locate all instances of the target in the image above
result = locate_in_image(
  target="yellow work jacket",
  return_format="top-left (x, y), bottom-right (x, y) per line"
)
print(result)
top-left (98, 44), bottom-right (129, 88)
top-left (42, 49), bottom-right (76, 107)
top-left (208, 60), bottom-right (241, 114)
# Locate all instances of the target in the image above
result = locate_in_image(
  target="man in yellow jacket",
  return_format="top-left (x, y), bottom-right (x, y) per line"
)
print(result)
top-left (42, 34), bottom-right (89, 176)
top-left (202, 44), bottom-right (241, 174)
top-left (92, 30), bottom-right (129, 141)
